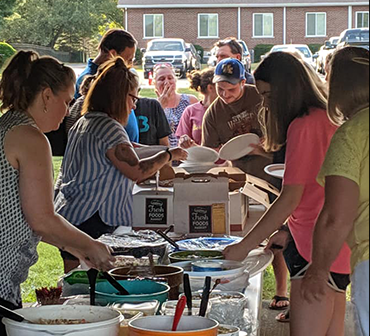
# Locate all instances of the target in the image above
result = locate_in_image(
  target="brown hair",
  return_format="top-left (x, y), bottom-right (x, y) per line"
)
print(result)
top-left (187, 68), bottom-right (215, 95)
top-left (254, 52), bottom-right (327, 152)
top-left (79, 75), bottom-right (96, 96)
top-left (328, 47), bottom-right (369, 125)
top-left (82, 57), bottom-right (139, 125)
top-left (0, 51), bottom-right (75, 112)
top-left (99, 29), bottom-right (137, 54)
top-left (216, 38), bottom-right (243, 56)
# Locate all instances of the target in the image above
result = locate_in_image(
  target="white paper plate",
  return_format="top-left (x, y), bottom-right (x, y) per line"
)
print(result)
top-left (264, 164), bottom-right (285, 180)
top-left (185, 146), bottom-right (219, 163)
top-left (219, 134), bottom-right (260, 161)
top-left (244, 248), bottom-right (274, 278)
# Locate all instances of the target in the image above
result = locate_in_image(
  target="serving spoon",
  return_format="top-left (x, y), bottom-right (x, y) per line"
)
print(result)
top-left (0, 305), bottom-right (34, 324)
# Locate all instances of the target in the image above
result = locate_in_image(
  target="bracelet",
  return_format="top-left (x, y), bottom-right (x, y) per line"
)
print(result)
top-left (166, 148), bottom-right (173, 162)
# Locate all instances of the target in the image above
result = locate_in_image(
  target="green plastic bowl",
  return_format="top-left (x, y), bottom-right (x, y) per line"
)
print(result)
top-left (169, 250), bottom-right (224, 264)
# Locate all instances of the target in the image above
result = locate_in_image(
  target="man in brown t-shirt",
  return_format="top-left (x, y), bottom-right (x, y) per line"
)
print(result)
top-left (202, 58), bottom-right (272, 180)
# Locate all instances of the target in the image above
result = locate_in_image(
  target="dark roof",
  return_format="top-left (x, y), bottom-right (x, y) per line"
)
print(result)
top-left (118, 0), bottom-right (368, 8)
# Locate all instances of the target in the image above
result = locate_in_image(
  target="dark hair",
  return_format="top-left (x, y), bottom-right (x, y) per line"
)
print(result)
top-left (83, 57), bottom-right (139, 125)
top-left (216, 38), bottom-right (243, 56)
top-left (328, 47), bottom-right (369, 125)
top-left (187, 68), bottom-right (215, 95)
top-left (99, 29), bottom-right (137, 54)
top-left (79, 75), bottom-right (96, 96)
top-left (0, 51), bottom-right (75, 112)
top-left (254, 52), bottom-right (327, 152)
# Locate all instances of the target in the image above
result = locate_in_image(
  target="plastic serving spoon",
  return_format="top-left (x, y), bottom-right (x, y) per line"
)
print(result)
top-left (0, 305), bottom-right (34, 324)
top-left (172, 296), bottom-right (187, 331)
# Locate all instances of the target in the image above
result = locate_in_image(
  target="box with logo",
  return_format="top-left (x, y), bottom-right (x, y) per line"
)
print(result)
top-left (132, 185), bottom-right (174, 230)
top-left (173, 172), bottom-right (230, 235)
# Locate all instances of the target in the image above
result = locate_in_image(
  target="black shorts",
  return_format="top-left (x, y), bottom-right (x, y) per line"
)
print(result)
top-left (0, 298), bottom-right (22, 336)
top-left (60, 212), bottom-right (116, 261)
top-left (283, 239), bottom-right (351, 292)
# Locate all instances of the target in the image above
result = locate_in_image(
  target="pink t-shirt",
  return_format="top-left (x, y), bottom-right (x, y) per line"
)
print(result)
top-left (176, 102), bottom-right (206, 145)
top-left (284, 108), bottom-right (351, 275)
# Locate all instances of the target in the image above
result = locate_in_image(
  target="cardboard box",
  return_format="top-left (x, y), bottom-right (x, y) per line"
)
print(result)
top-left (132, 185), bottom-right (174, 230)
top-left (230, 189), bottom-right (249, 232)
top-left (173, 172), bottom-right (230, 235)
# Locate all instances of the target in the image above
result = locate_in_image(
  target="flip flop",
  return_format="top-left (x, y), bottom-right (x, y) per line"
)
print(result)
top-left (269, 295), bottom-right (290, 311)
top-left (276, 309), bottom-right (290, 323)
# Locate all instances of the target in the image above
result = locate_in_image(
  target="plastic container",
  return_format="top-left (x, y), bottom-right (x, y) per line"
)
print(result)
top-left (95, 279), bottom-right (170, 305)
top-left (218, 325), bottom-right (240, 335)
top-left (112, 301), bottom-right (160, 316)
top-left (129, 316), bottom-right (219, 336)
top-left (119, 312), bottom-right (143, 336)
top-left (3, 305), bottom-right (122, 336)
top-left (192, 261), bottom-right (223, 272)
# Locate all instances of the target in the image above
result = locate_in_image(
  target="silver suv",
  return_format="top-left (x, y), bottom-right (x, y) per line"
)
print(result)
top-left (142, 38), bottom-right (193, 78)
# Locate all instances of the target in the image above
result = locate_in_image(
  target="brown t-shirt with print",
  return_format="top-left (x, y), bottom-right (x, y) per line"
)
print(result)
top-left (202, 85), bottom-right (273, 180)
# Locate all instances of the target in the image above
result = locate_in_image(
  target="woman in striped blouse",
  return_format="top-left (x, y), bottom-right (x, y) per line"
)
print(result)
top-left (55, 57), bottom-right (187, 273)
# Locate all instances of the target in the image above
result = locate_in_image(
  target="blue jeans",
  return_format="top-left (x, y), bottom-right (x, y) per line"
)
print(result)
top-left (352, 259), bottom-right (369, 336)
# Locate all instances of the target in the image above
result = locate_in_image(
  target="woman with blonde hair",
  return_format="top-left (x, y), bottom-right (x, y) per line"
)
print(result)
top-left (302, 47), bottom-right (369, 336)
top-left (177, 68), bottom-right (217, 148)
top-left (55, 57), bottom-right (187, 272)
top-left (154, 64), bottom-right (198, 147)
top-left (0, 51), bottom-right (115, 333)
top-left (224, 51), bottom-right (351, 336)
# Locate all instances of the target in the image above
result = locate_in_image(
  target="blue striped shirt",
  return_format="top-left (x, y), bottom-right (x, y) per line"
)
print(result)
top-left (55, 112), bottom-right (134, 227)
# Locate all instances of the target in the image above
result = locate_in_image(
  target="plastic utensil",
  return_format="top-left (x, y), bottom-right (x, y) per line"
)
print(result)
top-left (0, 305), bottom-right (34, 324)
top-left (172, 296), bottom-right (187, 331)
top-left (156, 229), bottom-right (181, 250)
top-left (87, 269), bottom-right (99, 306)
top-left (183, 274), bottom-right (192, 316)
top-left (101, 272), bottom-right (130, 295)
top-left (199, 277), bottom-right (212, 317)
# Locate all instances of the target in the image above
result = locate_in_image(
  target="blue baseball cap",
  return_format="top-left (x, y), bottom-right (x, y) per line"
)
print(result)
top-left (213, 58), bottom-right (246, 85)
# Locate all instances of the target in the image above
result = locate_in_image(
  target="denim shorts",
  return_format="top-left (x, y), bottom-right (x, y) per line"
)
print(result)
top-left (283, 239), bottom-right (351, 292)
top-left (60, 212), bottom-right (116, 261)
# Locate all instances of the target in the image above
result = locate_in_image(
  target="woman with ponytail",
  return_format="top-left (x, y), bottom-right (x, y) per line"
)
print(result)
top-left (0, 51), bottom-right (115, 333)
top-left (302, 47), bottom-right (369, 336)
top-left (176, 68), bottom-right (217, 148)
top-left (54, 57), bottom-right (187, 273)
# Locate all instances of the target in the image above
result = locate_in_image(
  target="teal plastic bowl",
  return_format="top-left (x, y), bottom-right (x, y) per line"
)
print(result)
top-left (95, 279), bottom-right (170, 305)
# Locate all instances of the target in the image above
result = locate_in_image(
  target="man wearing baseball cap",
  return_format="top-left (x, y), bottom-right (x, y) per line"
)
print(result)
top-left (202, 58), bottom-right (272, 179)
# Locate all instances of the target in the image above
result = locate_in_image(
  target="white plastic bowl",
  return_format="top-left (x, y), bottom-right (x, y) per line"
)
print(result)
top-left (3, 305), bottom-right (122, 336)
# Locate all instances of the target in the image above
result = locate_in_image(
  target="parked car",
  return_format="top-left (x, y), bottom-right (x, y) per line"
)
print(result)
top-left (337, 28), bottom-right (369, 50)
top-left (314, 36), bottom-right (340, 74)
top-left (186, 43), bottom-right (202, 72)
top-left (206, 40), bottom-right (252, 72)
top-left (141, 38), bottom-right (192, 78)
top-left (262, 44), bottom-right (316, 69)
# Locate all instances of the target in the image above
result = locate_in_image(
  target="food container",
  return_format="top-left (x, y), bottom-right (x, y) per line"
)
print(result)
top-left (169, 250), bottom-right (224, 264)
top-left (192, 261), bottom-right (223, 272)
top-left (218, 325), bottom-right (240, 336)
top-left (3, 305), bottom-right (122, 336)
top-left (161, 300), bottom-right (204, 317)
top-left (95, 279), bottom-right (170, 305)
top-left (119, 311), bottom-right (143, 336)
top-left (129, 316), bottom-right (219, 336)
top-left (109, 265), bottom-right (183, 300)
top-left (112, 301), bottom-right (160, 317)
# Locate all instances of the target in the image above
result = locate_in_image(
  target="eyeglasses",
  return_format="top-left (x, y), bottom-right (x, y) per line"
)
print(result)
top-left (129, 93), bottom-right (140, 105)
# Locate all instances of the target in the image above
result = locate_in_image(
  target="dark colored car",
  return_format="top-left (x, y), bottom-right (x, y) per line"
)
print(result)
top-left (337, 28), bottom-right (369, 50)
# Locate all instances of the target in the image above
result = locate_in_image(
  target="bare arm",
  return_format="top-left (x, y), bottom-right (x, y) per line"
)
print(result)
top-left (302, 176), bottom-right (358, 303)
top-left (224, 184), bottom-right (304, 261)
top-left (159, 137), bottom-right (170, 147)
top-left (106, 143), bottom-right (187, 183)
top-left (5, 126), bottom-right (114, 271)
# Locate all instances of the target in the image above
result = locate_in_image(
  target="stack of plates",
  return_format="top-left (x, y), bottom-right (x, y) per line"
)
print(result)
top-left (179, 146), bottom-right (219, 173)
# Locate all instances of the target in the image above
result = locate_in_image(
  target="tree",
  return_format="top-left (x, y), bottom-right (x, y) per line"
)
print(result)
top-left (0, 0), bottom-right (16, 19)
top-left (0, 0), bottom-right (123, 51)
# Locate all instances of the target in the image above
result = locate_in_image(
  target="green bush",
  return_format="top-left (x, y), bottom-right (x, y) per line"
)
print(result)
top-left (135, 48), bottom-right (143, 66)
top-left (0, 42), bottom-right (16, 70)
top-left (308, 44), bottom-right (322, 54)
top-left (253, 44), bottom-right (274, 62)
top-left (194, 45), bottom-right (205, 63)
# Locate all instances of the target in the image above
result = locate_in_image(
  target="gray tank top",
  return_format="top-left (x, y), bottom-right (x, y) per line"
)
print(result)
top-left (0, 110), bottom-right (40, 306)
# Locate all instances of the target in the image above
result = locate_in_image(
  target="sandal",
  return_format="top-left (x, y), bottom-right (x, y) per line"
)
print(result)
top-left (269, 295), bottom-right (290, 311)
top-left (276, 309), bottom-right (290, 323)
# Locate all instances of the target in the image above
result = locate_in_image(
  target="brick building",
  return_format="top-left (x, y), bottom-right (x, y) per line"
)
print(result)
top-left (117, 0), bottom-right (369, 51)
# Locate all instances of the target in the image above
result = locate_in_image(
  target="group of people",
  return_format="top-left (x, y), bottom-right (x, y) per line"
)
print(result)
top-left (0, 26), bottom-right (368, 336)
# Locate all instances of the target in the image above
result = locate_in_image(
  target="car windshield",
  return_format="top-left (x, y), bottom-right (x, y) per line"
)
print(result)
top-left (342, 30), bottom-right (370, 42)
top-left (332, 38), bottom-right (339, 45)
top-left (238, 41), bottom-right (249, 54)
top-left (272, 46), bottom-right (311, 58)
top-left (148, 41), bottom-right (184, 52)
